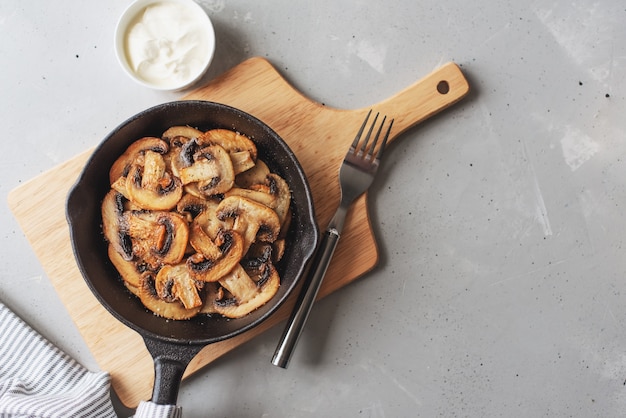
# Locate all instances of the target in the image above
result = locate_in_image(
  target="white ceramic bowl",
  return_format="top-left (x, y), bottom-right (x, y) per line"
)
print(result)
top-left (114, 0), bottom-right (216, 91)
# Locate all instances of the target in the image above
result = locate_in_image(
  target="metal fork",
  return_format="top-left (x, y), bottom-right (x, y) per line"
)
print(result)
top-left (272, 110), bottom-right (394, 368)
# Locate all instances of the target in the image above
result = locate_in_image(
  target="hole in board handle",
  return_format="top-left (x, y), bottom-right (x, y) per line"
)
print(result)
top-left (436, 80), bottom-right (450, 94)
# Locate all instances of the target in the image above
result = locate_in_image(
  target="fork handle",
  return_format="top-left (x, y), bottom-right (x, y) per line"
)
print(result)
top-left (271, 227), bottom-right (340, 368)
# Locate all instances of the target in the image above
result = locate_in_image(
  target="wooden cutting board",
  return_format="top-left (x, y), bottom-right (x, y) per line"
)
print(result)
top-left (7, 57), bottom-right (469, 408)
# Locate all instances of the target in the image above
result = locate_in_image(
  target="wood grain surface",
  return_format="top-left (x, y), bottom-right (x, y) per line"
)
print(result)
top-left (7, 57), bottom-right (469, 407)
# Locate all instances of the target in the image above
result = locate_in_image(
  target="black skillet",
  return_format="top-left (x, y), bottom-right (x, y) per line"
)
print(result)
top-left (66, 101), bottom-right (319, 406)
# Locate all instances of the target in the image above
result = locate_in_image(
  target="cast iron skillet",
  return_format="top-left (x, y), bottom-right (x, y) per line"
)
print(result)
top-left (66, 101), bottom-right (319, 406)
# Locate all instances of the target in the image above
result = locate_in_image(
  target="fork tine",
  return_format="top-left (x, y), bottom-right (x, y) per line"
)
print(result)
top-left (350, 109), bottom-right (372, 150)
top-left (366, 115), bottom-right (386, 159)
top-left (358, 112), bottom-right (379, 157)
top-left (374, 118), bottom-right (394, 162)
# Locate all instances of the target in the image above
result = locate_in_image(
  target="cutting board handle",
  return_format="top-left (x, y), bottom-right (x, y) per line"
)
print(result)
top-left (371, 62), bottom-right (469, 141)
top-left (186, 57), bottom-right (469, 148)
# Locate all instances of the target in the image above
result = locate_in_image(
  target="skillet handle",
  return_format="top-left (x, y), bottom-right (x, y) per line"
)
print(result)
top-left (143, 337), bottom-right (204, 405)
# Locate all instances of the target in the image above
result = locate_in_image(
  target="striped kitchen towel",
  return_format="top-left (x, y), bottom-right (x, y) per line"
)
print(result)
top-left (0, 302), bottom-right (182, 418)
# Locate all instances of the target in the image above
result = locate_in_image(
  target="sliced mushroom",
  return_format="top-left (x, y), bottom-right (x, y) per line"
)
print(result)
top-left (177, 144), bottom-right (235, 196)
top-left (257, 173), bottom-right (291, 226)
top-left (229, 150), bottom-right (256, 174)
top-left (162, 128), bottom-right (203, 177)
top-left (102, 189), bottom-right (133, 260)
top-left (154, 263), bottom-right (203, 309)
top-left (191, 200), bottom-right (231, 234)
top-left (169, 136), bottom-right (198, 179)
top-left (139, 272), bottom-right (201, 320)
top-left (187, 226), bottom-right (244, 282)
top-left (244, 242), bottom-right (273, 266)
top-left (216, 195), bottom-right (281, 254)
top-left (224, 186), bottom-right (276, 208)
top-left (268, 173), bottom-right (291, 226)
top-left (108, 243), bottom-right (142, 290)
top-left (199, 282), bottom-right (223, 314)
top-left (110, 176), bottom-right (130, 198)
top-left (162, 125), bottom-right (203, 143)
top-left (235, 159), bottom-right (270, 188)
top-left (211, 262), bottom-right (280, 318)
top-left (109, 137), bottom-right (169, 184)
top-left (199, 128), bottom-right (257, 160)
top-left (200, 129), bottom-right (258, 175)
top-left (126, 211), bottom-right (189, 268)
top-left (125, 150), bottom-right (183, 210)
top-left (176, 193), bottom-right (215, 220)
top-left (272, 239), bottom-right (286, 262)
top-left (182, 182), bottom-right (208, 200)
top-left (231, 169), bottom-right (291, 227)
top-left (249, 241), bottom-right (285, 264)
top-left (109, 177), bottom-right (146, 211)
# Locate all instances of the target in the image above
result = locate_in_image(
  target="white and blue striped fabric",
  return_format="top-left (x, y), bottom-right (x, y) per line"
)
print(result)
top-left (0, 302), bottom-right (182, 418)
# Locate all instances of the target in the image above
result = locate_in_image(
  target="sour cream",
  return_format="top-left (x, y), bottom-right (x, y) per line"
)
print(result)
top-left (120, 0), bottom-right (214, 90)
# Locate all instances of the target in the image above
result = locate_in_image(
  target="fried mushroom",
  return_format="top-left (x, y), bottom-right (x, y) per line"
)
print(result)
top-left (261, 173), bottom-right (291, 227)
top-left (162, 125), bottom-right (203, 143)
top-left (216, 195), bottom-right (281, 254)
top-left (109, 137), bottom-right (169, 184)
top-left (199, 128), bottom-right (257, 158)
top-left (235, 159), bottom-right (270, 188)
top-left (177, 143), bottom-right (235, 196)
top-left (139, 272), bottom-right (201, 320)
top-left (126, 211), bottom-right (189, 268)
top-left (199, 128), bottom-right (258, 175)
top-left (107, 244), bottom-right (142, 293)
top-left (154, 263), bottom-right (203, 309)
top-left (187, 224), bottom-right (244, 283)
top-left (223, 186), bottom-right (276, 208)
top-left (211, 262), bottom-right (280, 319)
top-left (102, 189), bottom-right (133, 261)
top-left (125, 150), bottom-right (183, 210)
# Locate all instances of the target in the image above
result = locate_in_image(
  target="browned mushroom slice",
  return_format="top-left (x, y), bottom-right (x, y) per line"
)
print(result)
top-left (182, 183), bottom-right (207, 200)
top-left (229, 173), bottom-right (291, 227)
top-left (102, 189), bottom-right (133, 261)
top-left (199, 128), bottom-right (257, 160)
top-left (249, 241), bottom-right (285, 264)
top-left (235, 159), bottom-right (270, 188)
top-left (178, 144), bottom-right (235, 196)
top-left (126, 211), bottom-right (189, 268)
top-left (187, 226), bottom-right (244, 282)
top-left (155, 263), bottom-right (203, 309)
top-left (229, 150), bottom-right (256, 174)
top-left (109, 137), bottom-right (169, 184)
top-left (223, 186), bottom-right (276, 208)
top-left (110, 177), bottom-right (146, 211)
top-left (126, 150), bottom-right (183, 210)
top-left (272, 239), bottom-right (286, 262)
top-left (107, 244), bottom-right (141, 290)
top-left (199, 282), bottom-right (223, 314)
top-left (169, 136), bottom-right (197, 179)
top-left (216, 196), bottom-right (281, 254)
top-left (192, 199), bottom-right (231, 233)
top-left (199, 129), bottom-right (258, 175)
top-left (162, 126), bottom-right (203, 143)
top-left (139, 272), bottom-right (201, 320)
top-left (176, 193), bottom-right (214, 220)
top-left (245, 242), bottom-right (273, 264)
top-left (212, 262), bottom-right (280, 318)
top-left (255, 173), bottom-right (291, 226)
top-left (110, 176), bottom-right (130, 199)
